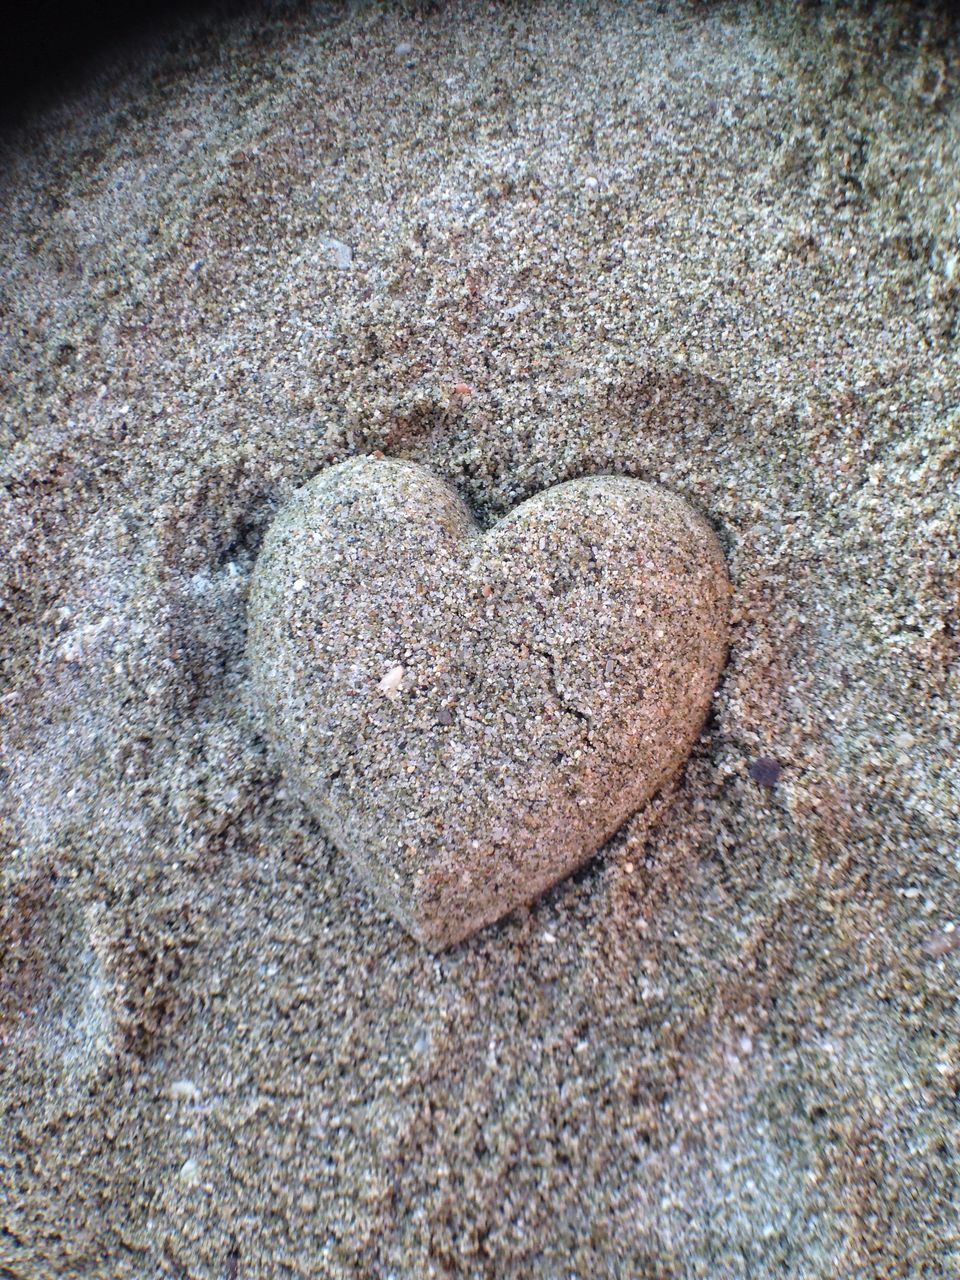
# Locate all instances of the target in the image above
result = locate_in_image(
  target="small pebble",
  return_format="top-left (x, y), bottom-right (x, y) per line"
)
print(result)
top-left (377, 665), bottom-right (404, 696)
top-left (749, 757), bottom-right (782, 788)
top-left (318, 236), bottom-right (353, 269)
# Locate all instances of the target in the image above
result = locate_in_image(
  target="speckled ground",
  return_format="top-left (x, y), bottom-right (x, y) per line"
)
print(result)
top-left (1, 2), bottom-right (958, 1277)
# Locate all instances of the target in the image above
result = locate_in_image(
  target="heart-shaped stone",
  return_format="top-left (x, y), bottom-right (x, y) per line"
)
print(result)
top-left (248, 458), bottom-right (730, 950)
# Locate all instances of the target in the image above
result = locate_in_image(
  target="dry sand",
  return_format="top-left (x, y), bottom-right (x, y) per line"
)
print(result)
top-left (1, 1), bottom-right (958, 1276)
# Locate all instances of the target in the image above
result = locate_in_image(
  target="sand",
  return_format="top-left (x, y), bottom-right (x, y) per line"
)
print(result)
top-left (248, 459), bottom-right (729, 948)
top-left (1, 1), bottom-right (958, 1276)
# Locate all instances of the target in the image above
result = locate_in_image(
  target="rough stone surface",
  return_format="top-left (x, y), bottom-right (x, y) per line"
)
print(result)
top-left (248, 457), bottom-right (730, 948)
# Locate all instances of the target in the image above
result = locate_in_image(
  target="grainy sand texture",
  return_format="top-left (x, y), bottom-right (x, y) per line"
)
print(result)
top-left (248, 459), bottom-right (730, 949)
top-left (1, 2), bottom-right (959, 1277)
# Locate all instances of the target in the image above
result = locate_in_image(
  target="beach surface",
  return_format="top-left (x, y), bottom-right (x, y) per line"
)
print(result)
top-left (1, 2), bottom-right (958, 1276)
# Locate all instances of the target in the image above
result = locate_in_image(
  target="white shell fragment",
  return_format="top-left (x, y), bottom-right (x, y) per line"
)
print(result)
top-left (169, 1079), bottom-right (201, 1103)
top-left (377, 665), bottom-right (405, 697)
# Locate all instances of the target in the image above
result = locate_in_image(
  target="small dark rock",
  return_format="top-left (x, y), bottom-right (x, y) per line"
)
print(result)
top-left (749, 757), bottom-right (782, 788)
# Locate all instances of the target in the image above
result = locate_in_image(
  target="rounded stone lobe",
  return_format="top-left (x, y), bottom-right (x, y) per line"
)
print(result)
top-left (248, 456), bottom-right (730, 949)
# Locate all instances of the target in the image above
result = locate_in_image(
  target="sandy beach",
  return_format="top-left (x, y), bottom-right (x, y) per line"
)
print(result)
top-left (1, 2), bottom-right (958, 1275)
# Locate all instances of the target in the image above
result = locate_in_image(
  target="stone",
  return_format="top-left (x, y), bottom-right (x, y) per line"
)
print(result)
top-left (318, 235), bottom-right (353, 269)
top-left (247, 457), bottom-right (730, 950)
top-left (749, 756), bottom-right (782, 788)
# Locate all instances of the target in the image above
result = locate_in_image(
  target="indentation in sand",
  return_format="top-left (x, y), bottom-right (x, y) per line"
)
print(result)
top-left (0, 873), bottom-right (116, 1095)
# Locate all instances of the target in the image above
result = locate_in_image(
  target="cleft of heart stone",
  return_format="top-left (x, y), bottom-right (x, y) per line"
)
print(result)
top-left (248, 457), bottom-right (730, 950)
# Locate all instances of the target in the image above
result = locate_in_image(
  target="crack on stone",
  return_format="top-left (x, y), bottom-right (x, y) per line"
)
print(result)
top-left (526, 643), bottom-right (594, 742)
